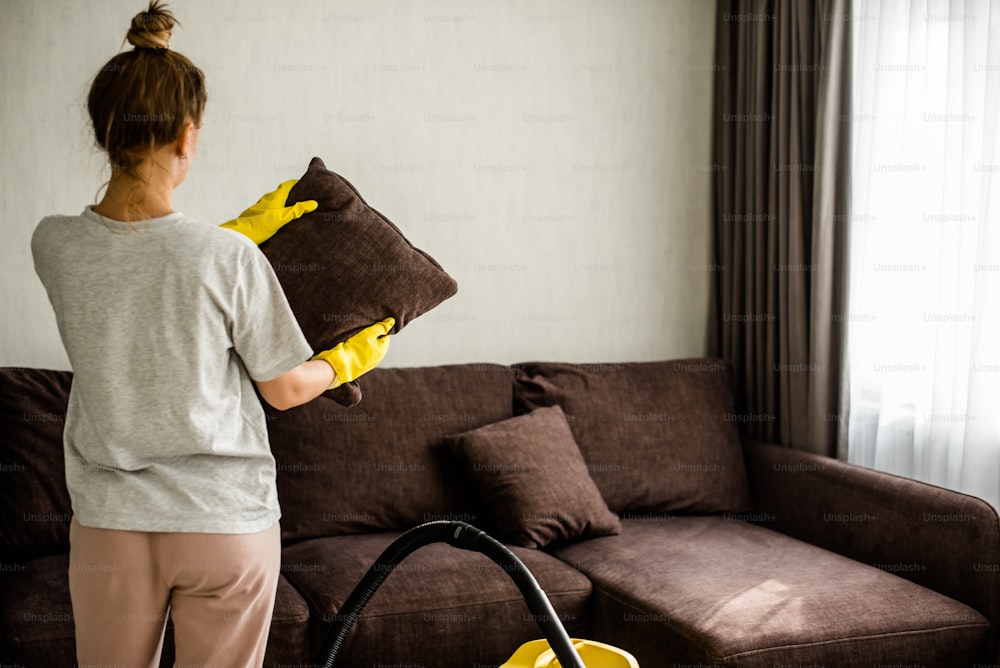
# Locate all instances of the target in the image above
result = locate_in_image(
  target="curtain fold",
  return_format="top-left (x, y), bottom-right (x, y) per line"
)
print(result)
top-left (710, 0), bottom-right (851, 456)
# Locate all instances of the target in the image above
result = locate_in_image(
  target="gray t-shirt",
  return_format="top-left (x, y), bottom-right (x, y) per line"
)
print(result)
top-left (31, 206), bottom-right (314, 533)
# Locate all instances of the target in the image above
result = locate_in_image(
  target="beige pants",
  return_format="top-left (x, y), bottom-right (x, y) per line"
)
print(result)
top-left (68, 517), bottom-right (281, 668)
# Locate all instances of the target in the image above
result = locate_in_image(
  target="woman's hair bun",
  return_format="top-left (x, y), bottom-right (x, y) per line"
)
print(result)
top-left (125, 0), bottom-right (177, 50)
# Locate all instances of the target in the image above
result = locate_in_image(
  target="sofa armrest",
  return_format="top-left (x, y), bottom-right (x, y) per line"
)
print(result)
top-left (743, 439), bottom-right (1000, 659)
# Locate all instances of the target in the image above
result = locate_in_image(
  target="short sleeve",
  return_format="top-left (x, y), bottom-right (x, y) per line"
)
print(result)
top-left (230, 247), bottom-right (314, 381)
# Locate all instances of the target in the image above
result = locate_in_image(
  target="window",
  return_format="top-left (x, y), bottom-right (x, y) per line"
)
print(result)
top-left (848, 0), bottom-right (1000, 509)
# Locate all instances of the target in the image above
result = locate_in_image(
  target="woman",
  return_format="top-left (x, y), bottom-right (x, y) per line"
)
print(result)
top-left (31, 2), bottom-right (390, 665)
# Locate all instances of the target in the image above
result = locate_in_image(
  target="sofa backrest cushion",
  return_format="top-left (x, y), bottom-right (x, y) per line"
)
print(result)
top-left (512, 359), bottom-right (752, 515)
top-left (0, 368), bottom-right (72, 560)
top-left (266, 363), bottom-right (513, 543)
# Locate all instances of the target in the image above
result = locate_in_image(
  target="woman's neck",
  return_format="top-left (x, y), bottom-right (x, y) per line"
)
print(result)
top-left (93, 163), bottom-right (176, 222)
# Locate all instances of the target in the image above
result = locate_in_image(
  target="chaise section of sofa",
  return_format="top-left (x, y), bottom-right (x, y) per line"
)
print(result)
top-left (744, 439), bottom-right (1000, 663)
top-left (550, 517), bottom-right (989, 667)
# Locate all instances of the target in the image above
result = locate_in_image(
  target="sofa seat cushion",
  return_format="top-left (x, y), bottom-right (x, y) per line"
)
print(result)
top-left (281, 531), bottom-right (593, 668)
top-left (0, 553), bottom-right (312, 666)
top-left (548, 517), bottom-right (991, 668)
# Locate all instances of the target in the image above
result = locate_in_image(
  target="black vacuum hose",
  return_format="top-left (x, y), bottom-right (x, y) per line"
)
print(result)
top-left (316, 520), bottom-right (586, 668)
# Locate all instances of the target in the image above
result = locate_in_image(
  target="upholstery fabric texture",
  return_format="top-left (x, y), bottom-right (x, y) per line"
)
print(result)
top-left (281, 531), bottom-right (593, 667)
top-left (549, 517), bottom-right (991, 668)
top-left (266, 364), bottom-right (513, 543)
top-left (513, 359), bottom-right (752, 514)
top-left (445, 405), bottom-right (621, 547)
top-left (261, 156), bottom-right (459, 406)
top-left (0, 368), bottom-right (72, 560)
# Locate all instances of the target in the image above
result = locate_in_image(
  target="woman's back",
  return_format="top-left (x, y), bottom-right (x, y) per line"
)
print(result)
top-left (32, 206), bottom-right (311, 532)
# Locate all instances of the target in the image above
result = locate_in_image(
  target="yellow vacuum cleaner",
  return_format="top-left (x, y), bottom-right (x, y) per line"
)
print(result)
top-left (501, 639), bottom-right (639, 668)
top-left (316, 521), bottom-right (638, 668)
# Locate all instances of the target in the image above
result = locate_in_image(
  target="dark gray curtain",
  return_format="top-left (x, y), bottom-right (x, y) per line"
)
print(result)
top-left (709, 0), bottom-right (851, 457)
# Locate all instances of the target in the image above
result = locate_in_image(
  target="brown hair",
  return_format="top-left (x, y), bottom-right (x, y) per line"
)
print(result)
top-left (88, 1), bottom-right (207, 213)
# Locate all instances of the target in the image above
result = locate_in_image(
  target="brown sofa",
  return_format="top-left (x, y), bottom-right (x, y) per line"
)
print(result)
top-left (1, 360), bottom-right (998, 667)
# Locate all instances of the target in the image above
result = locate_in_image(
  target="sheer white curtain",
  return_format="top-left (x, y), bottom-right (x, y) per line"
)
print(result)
top-left (848, 0), bottom-right (1000, 510)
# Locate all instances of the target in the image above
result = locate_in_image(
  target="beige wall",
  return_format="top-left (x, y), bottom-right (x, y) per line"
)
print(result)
top-left (1, 0), bottom-right (717, 369)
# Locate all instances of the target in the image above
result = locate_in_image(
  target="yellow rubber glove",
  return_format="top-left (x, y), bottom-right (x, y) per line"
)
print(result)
top-left (312, 317), bottom-right (395, 390)
top-left (220, 179), bottom-right (318, 245)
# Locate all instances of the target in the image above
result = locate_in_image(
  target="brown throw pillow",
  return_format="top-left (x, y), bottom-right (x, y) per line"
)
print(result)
top-left (259, 157), bottom-right (458, 406)
top-left (0, 368), bottom-right (73, 560)
top-left (513, 359), bottom-right (753, 515)
top-left (445, 405), bottom-right (621, 548)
